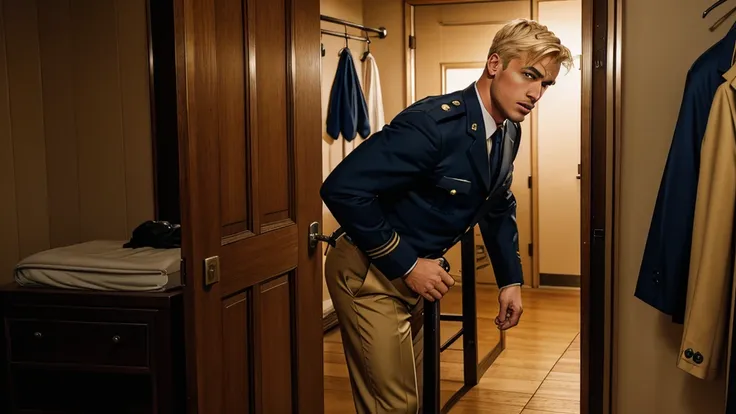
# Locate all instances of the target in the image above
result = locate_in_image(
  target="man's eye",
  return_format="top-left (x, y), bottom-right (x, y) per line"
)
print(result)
top-left (524, 72), bottom-right (535, 79)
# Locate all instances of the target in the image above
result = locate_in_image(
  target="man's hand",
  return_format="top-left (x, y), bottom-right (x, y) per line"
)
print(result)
top-left (402, 258), bottom-right (456, 301)
top-left (496, 285), bottom-right (523, 330)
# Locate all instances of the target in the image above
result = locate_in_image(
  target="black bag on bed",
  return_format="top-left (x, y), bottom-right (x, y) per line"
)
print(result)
top-left (124, 220), bottom-right (181, 249)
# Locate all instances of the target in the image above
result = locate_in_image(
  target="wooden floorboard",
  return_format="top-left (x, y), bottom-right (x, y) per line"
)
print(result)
top-left (324, 284), bottom-right (581, 413)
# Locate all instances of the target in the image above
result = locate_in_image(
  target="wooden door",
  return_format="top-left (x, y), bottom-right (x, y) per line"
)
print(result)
top-left (173, 0), bottom-right (324, 413)
top-left (414, 1), bottom-right (533, 288)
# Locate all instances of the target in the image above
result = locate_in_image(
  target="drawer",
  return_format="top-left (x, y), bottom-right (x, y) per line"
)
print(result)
top-left (7, 318), bottom-right (149, 368)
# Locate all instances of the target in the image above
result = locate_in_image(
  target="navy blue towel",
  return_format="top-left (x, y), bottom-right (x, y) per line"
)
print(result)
top-left (326, 48), bottom-right (371, 141)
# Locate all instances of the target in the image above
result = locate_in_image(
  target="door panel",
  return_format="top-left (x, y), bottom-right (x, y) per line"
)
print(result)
top-left (255, 0), bottom-right (290, 225)
top-left (414, 1), bottom-right (532, 287)
top-left (220, 225), bottom-right (297, 295)
top-left (216, 0), bottom-right (249, 237)
top-left (222, 294), bottom-right (250, 413)
top-left (175, 0), bottom-right (323, 413)
top-left (257, 275), bottom-right (293, 413)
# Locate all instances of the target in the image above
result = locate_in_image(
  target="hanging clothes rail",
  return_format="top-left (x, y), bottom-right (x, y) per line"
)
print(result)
top-left (321, 28), bottom-right (372, 43)
top-left (319, 14), bottom-right (388, 42)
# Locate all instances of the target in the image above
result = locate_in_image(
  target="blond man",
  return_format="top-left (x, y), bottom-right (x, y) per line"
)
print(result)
top-left (321, 19), bottom-right (573, 413)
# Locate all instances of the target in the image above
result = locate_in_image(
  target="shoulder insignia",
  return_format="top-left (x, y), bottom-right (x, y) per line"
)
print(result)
top-left (423, 94), bottom-right (466, 123)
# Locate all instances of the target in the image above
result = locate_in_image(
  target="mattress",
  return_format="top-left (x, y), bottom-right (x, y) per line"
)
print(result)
top-left (14, 240), bottom-right (183, 292)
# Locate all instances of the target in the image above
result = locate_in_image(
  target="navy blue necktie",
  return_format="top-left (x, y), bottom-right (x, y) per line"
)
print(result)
top-left (489, 127), bottom-right (504, 183)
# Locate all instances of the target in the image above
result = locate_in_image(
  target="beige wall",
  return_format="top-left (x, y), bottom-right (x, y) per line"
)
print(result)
top-left (364, 0), bottom-right (407, 121)
top-left (0, 0), bottom-right (154, 285)
top-left (320, 0), bottom-right (366, 303)
top-left (616, 0), bottom-right (729, 412)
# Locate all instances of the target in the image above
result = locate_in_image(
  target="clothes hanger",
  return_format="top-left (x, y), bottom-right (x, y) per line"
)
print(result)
top-left (708, 4), bottom-right (736, 31)
top-left (337, 25), bottom-right (350, 56)
top-left (704, 0), bottom-right (728, 18)
top-left (703, 0), bottom-right (736, 32)
top-left (361, 36), bottom-right (371, 62)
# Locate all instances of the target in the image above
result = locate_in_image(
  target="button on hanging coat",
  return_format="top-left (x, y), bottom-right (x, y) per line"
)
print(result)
top-left (326, 48), bottom-right (371, 141)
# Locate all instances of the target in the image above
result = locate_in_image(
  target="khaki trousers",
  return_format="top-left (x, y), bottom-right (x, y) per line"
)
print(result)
top-left (324, 234), bottom-right (425, 414)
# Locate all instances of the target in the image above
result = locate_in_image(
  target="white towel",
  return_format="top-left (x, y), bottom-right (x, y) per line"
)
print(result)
top-left (362, 52), bottom-right (385, 136)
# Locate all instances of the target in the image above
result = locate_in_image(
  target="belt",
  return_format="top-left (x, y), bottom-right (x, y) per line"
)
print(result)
top-left (328, 228), bottom-right (451, 273)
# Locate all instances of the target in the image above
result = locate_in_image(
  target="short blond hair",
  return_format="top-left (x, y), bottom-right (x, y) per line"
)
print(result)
top-left (488, 19), bottom-right (573, 71)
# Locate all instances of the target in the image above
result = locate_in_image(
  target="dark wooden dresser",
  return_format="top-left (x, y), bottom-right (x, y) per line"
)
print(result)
top-left (0, 283), bottom-right (185, 414)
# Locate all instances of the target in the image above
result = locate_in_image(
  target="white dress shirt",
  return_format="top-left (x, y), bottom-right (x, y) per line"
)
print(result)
top-left (474, 82), bottom-right (502, 154)
top-left (474, 82), bottom-right (520, 291)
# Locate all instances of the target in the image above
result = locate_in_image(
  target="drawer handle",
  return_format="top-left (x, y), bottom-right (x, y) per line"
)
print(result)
top-left (33, 332), bottom-right (42, 339)
top-left (112, 335), bottom-right (121, 344)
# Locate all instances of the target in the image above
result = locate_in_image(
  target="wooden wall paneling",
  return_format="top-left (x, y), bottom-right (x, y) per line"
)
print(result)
top-left (72, 0), bottom-right (129, 240)
top-left (0, 1), bottom-right (21, 284)
top-left (0, 0), bottom-right (155, 279)
top-left (37, 0), bottom-right (81, 249)
top-left (116, 0), bottom-right (156, 231)
top-left (3, 0), bottom-right (51, 258)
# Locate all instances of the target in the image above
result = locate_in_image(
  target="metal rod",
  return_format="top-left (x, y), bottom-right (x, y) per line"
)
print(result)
top-left (320, 14), bottom-right (387, 38)
top-left (439, 314), bottom-right (463, 322)
top-left (320, 28), bottom-right (370, 43)
top-left (461, 231), bottom-right (480, 386)
top-left (440, 328), bottom-right (464, 352)
top-left (423, 300), bottom-right (441, 414)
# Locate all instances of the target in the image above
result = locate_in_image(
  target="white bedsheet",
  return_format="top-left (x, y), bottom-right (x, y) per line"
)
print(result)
top-left (14, 240), bottom-right (182, 292)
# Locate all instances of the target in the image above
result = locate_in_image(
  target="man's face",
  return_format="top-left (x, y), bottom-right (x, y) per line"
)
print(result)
top-left (487, 53), bottom-right (561, 123)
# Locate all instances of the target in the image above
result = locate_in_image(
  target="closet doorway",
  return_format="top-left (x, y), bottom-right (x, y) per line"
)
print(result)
top-left (410, 0), bottom-right (582, 409)
top-left (407, 0), bottom-right (609, 412)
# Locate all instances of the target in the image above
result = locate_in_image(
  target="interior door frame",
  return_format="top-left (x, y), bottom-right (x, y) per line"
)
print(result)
top-left (404, 0), bottom-right (620, 413)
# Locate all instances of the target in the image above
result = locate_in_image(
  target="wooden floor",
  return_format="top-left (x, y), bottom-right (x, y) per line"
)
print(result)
top-left (324, 284), bottom-right (581, 413)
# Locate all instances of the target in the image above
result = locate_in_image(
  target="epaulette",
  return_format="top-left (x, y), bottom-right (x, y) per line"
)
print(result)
top-left (420, 94), bottom-right (467, 123)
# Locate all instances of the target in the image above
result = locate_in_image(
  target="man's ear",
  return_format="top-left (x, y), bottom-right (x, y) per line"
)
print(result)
top-left (487, 53), bottom-right (502, 78)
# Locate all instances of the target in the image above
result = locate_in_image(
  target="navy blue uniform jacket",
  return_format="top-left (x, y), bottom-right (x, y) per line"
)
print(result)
top-left (635, 25), bottom-right (736, 323)
top-left (320, 83), bottom-right (524, 287)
